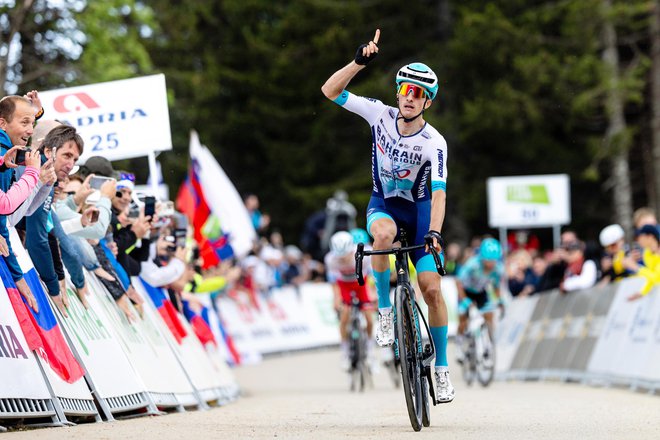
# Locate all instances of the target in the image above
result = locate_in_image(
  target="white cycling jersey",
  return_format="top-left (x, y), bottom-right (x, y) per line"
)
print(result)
top-left (334, 90), bottom-right (448, 202)
top-left (325, 250), bottom-right (371, 283)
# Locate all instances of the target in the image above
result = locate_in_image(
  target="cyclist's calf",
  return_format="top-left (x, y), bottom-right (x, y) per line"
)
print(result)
top-left (418, 272), bottom-right (447, 323)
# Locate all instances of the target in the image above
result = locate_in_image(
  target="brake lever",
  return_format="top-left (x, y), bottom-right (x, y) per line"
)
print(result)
top-left (355, 242), bottom-right (365, 286)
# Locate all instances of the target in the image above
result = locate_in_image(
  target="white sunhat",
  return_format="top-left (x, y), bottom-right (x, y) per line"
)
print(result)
top-left (599, 224), bottom-right (625, 247)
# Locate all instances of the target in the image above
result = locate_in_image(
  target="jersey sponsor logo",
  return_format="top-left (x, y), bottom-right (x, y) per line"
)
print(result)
top-left (413, 145), bottom-right (422, 151)
top-left (394, 166), bottom-right (411, 179)
top-left (390, 146), bottom-right (423, 164)
top-left (418, 165), bottom-right (430, 199)
top-left (437, 150), bottom-right (444, 178)
top-left (422, 131), bottom-right (431, 139)
top-left (367, 97), bottom-right (377, 102)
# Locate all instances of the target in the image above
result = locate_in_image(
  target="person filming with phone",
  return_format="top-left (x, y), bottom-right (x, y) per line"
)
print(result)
top-left (79, 157), bottom-right (152, 278)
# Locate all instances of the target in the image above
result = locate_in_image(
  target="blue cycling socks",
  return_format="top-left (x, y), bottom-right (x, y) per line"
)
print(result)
top-left (373, 269), bottom-right (391, 309)
top-left (430, 325), bottom-right (448, 367)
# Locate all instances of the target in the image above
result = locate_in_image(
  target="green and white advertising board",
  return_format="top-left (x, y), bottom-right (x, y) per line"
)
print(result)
top-left (487, 174), bottom-right (571, 249)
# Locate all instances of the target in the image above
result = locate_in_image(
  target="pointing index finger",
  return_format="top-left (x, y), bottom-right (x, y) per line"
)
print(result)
top-left (373, 29), bottom-right (380, 45)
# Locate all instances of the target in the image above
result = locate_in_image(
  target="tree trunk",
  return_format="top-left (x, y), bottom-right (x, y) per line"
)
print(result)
top-left (0, 0), bottom-right (35, 93)
top-left (601, 0), bottom-right (634, 236)
top-left (437, 0), bottom-right (452, 40)
top-left (651, 0), bottom-right (660, 216)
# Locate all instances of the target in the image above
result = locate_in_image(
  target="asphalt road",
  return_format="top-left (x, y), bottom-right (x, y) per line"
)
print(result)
top-left (4, 347), bottom-right (660, 439)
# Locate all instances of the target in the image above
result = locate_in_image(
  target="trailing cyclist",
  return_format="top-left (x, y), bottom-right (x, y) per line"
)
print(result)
top-left (322, 29), bottom-right (454, 403)
top-left (455, 238), bottom-right (505, 364)
top-left (325, 231), bottom-right (375, 371)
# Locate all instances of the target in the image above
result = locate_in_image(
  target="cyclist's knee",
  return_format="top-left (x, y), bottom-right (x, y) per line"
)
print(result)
top-left (421, 286), bottom-right (444, 309)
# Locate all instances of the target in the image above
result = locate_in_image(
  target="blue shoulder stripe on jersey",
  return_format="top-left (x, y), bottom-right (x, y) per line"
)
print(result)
top-left (432, 181), bottom-right (446, 192)
top-left (333, 90), bottom-right (349, 106)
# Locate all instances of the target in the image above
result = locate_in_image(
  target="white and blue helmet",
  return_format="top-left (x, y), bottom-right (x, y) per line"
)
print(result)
top-left (330, 231), bottom-right (355, 256)
top-left (396, 62), bottom-right (439, 100)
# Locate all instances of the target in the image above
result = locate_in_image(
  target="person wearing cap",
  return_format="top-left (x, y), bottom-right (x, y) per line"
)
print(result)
top-left (622, 224), bottom-right (660, 301)
top-left (598, 224), bottom-right (632, 285)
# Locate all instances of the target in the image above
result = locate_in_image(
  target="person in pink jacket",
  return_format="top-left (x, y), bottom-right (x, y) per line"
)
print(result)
top-left (0, 146), bottom-right (42, 213)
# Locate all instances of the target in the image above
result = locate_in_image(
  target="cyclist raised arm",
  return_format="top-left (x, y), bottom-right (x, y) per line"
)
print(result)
top-left (322, 29), bottom-right (454, 403)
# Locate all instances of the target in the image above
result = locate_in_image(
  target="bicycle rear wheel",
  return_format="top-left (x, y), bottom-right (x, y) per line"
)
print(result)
top-left (395, 285), bottom-right (423, 431)
top-left (476, 323), bottom-right (495, 387)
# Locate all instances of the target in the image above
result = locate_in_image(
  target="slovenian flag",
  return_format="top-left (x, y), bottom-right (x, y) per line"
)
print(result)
top-left (1, 258), bottom-right (84, 383)
top-left (138, 277), bottom-right (187, 344)
top-left (182, 299), bottom-right (217, 347)
top-left (175, 131), bottom-right (255, 268)
top-left (176, 166), bottom-right (220, 268)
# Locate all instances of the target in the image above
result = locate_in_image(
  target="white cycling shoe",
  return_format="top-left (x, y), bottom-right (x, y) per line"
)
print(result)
top-left (376, 308), bottom-right (395, 347)
top-left (435, 369), bottom-right (455, 403)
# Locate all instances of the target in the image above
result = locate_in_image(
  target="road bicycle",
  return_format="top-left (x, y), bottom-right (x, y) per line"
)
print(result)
top-left (346, 289), bottom-right (372, 392)
top-left (355, 229), bottom-right (445, 431)
top-left (460, 303), bottom-right (495, 387)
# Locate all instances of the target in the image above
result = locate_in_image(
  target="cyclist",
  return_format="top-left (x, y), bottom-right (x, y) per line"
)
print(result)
top-left (322, 29), bottom-right (454, 402)
top-left (455, 238), bottom-right (505, 363)
top-left (325, 230), bottom-right (375, 370)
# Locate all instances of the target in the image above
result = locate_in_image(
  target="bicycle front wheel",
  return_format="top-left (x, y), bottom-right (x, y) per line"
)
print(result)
top-left (476, 323), bottom-right (495, 387)
top-left (395, 285), bottom-right (423, 431)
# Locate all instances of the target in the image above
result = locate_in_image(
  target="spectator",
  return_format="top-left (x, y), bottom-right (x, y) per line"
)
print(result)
top-left (622, 225), bottom-right (660, 301)
top-left (597, 224), bottom-right (632, 285)
top-left (560, 240), bottom-right (598, 293)
top-left (506, 249), bottom-right (536, 297)
top-left (300, 208), bottom-right (327, 262)
top-left (24, 124), bottom-right (90, 313)
top-left (282, 244), bottom-right (308, 288)
top-left (633, 207), bottom-right (658, 229)
top-left (536, 229), bottom-right (578, 292)
top-left (244, 193), bottom-right (270, 237)
top-left (0, 95), bottom-right (48, 311)
top-left (444, 241), bottom-right (463, 276)
top-left (507, 229), bottom-right (541, 256)
top-left (83, 158), bottom-right (152, 277)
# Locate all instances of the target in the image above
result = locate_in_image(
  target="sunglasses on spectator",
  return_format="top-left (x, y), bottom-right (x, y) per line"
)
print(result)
top-left (119, 172), bottom-right (136, 182)
top-left (397, 83), bottom-right (429, 99)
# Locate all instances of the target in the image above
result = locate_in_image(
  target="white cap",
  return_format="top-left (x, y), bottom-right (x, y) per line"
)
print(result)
top-left (599, 224), bottom-right (625, 247)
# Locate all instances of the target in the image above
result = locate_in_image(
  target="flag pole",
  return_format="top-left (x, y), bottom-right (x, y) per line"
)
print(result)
top-left (147, 150), bottom-right (159, 197)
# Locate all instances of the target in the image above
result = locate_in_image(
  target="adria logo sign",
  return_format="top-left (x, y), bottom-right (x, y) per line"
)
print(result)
top-left (53, 93), bottom-right (101, 113)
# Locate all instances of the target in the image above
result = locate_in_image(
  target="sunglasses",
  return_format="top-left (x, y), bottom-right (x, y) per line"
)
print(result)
top-left (119, 172), bottom-right (136, 182)
top-left (397, 83), bottom-right (429, 99)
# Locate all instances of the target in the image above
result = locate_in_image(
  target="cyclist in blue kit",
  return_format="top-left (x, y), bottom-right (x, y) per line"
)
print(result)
top-left (322, 29), bottom-right (454, 403)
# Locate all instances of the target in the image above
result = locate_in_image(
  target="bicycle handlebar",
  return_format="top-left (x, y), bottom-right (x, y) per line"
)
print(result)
top-left (355, 238), bottom-right (446, 286)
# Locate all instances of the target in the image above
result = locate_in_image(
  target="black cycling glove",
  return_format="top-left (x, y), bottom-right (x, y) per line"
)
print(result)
top-left (354, 44), bottom-right (378, 66)
top-left (424, 230), bottom-right (444, 248)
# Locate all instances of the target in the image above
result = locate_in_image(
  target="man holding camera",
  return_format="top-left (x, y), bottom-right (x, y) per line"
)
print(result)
top-left (0, 96), bottom-right (48, 310)
top-left (23, 123), bottom-right (92, 314)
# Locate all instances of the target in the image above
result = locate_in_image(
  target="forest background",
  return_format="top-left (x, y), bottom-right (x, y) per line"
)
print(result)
top-left (2, 0), bottom-right (660, 249)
